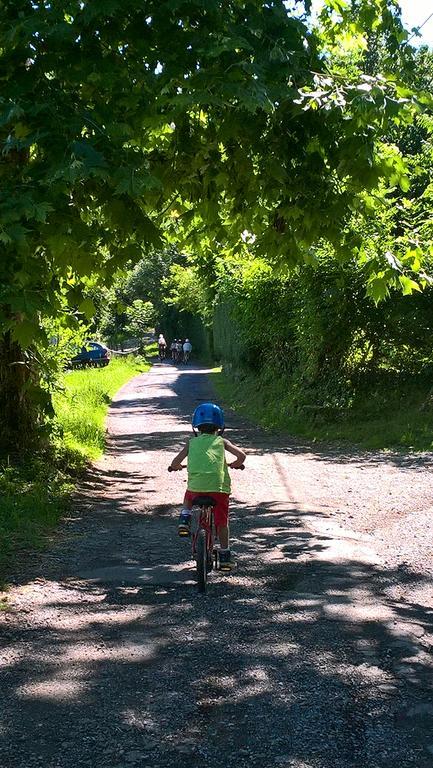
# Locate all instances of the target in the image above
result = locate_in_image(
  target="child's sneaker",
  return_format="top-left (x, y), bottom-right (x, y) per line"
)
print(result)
top-left (178, 510), bottom-right (191, 537)
top-left (219, 549), bottom-right (235, 571)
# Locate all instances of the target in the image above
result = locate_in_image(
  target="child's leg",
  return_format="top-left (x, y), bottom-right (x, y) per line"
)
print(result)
top-left (178, 492), bottom-right (193, 536)
top-left (216, 523), bottom-right (229, 549)
top-left (182, 492), bottom-right (193, 511)
top-left (214, 494), bottom-right (230, 544)
top-left (214, 494), bottom-right (232, 566)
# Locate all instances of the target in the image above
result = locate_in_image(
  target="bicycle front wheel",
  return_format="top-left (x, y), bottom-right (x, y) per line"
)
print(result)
top-left (196, 528), bottom-right (207, 594)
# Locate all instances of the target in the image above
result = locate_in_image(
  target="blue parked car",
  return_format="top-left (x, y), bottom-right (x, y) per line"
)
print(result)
top-left (70, 341), bottom-right (110, 369)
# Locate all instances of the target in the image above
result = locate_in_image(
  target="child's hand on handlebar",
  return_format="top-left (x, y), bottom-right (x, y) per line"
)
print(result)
top-left (168, 465), bottom-right (186, 472)
top-left (228, 461), bottom-right (245, 469)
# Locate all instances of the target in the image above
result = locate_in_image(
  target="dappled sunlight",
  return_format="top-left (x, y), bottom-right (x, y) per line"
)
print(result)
top-left (323, 599), bottom-right (394, 623)
top-left (3, 546), bottom-right (433, 766)
top-left (195, 667), bottom-right (274, 705)
top-left (63, 641), bottom-right (159, 664)
top-left (0, 647), bottom-right (26, 668)
top-left (247, 640), bottom-right (301, 656)
top-left (120, 708), bottom-right (159, 732)
top-left (53, 606), bottom-right (152, 630)
top-left (17, 678), bottom-right (90, 702)
top-left (2, 364), bottom-right (433, 767)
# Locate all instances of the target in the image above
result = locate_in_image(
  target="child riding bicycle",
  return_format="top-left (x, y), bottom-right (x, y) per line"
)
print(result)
top-left (168, 402), bottom-right (246, 570)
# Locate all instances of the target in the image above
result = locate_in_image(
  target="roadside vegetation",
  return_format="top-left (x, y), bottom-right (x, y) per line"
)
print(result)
top-left (1, 2), bottom-right (428, 456)
top-left (207, 235), bottom-right (433, 452)
top-left (53, 356), bottom-right (149, 460)
top-left (0, 356), bottom-right (148, 580)
top-left (169, 47), bottom-right (433, 453)
top-left (212, 368), bottom-right (433, 452)
top-left (1, 3), bottom-right (433, 573)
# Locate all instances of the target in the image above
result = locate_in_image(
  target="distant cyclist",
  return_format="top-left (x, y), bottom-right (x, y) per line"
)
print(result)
top-left (175, 339), bottom-right (183, 362)
top-left (183, 338), bottom-right (192, 363)
top-left (158, 334), bottom-right (167, 360)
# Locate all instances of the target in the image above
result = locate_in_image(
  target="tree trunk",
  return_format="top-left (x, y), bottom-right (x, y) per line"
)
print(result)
top-left (0, 332), bottom-right (37, 456)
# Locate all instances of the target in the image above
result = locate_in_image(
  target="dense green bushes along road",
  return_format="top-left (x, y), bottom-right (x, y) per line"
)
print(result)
top-left (211, 257), bottom-right (433, 451)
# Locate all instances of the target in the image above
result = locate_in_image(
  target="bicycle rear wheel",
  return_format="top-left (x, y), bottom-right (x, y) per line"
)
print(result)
top-left (196, 528), bottom-right (207, 593)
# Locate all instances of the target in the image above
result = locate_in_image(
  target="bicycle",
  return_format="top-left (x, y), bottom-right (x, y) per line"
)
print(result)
top-left (158, 344), bottom-right (166, 361)
top-left (168, 464), bottom-right (244, 593)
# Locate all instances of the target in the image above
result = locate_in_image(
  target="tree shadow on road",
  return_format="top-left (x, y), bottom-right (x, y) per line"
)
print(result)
top-left (2, 366), bottom-right (432, 767)
top-left (108, 366), bottom-right (433, 471)
top-left (1, 495), bottom-right (432, 768)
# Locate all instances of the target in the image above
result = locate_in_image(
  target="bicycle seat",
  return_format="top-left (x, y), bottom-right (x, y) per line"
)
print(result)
top-left (192, 495), bottom-right (217, 508)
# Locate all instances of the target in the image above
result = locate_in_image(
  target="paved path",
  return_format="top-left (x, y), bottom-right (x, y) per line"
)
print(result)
top-left (1, 363), bottom-right (432, 768)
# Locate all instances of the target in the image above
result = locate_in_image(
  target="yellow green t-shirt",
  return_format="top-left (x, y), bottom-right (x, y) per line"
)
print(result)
top-left (187, 434), bottom-right (231, 493)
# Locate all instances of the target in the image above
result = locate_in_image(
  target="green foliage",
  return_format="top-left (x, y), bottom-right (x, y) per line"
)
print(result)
top-left (97, 247), bottom-right (184, 346)
top-left (0, 458), bottom-right (73, 579)
top-left (212, 366), bottom-right (433, 451)
top-left (0, 355), bottom-right (148, 578)
top-left (53, 356), bottom-right (149, 459)
top-left (208, 39), bottom-right (433, 450)
top-left (0, 0), bottom-right (430, 450)
top-left (163, 264), bottom-right (209, 319)
top-left (125, 300), bottom-right (156, 341)
top-left (0, 0), bottom-right (423, 353)
top-left (213, 251), bottom-right (433, 417)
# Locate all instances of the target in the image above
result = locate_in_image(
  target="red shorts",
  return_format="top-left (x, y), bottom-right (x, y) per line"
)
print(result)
top-left (183, 490), bottom-right (230, 527)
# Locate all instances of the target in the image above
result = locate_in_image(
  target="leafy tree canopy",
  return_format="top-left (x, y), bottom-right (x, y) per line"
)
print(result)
top-left (0, 0), bottom-right (425, 352)
top-left (96, 246), bottom-right (184, 345)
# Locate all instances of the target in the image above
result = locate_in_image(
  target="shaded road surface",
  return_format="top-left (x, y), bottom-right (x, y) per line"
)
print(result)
top-left (1, 363), bottom-right (433, 768)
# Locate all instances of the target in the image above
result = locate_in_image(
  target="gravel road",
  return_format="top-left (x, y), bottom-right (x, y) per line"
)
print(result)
top-left (1, 362), bottom-right (432, 768)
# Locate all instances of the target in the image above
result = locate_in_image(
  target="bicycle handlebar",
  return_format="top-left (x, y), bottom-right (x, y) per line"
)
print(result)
top-left (168, 464), bottom-right (245, 472)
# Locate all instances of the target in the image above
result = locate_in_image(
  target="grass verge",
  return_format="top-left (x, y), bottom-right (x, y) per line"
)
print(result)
top-left (211, 367), bottom-right (433, 452)
top-left (53, 355), bottom-right (149, 460)
top-left (0, 355), bottom-right (150, 582)
top-left (0, 459), bottom-right (74, 582)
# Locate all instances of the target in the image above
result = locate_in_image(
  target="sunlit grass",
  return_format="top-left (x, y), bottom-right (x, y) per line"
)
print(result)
top-left (211, 368), bottom-right (433, 452)
top-left (0, 355), bottom-right (150, 580)
top-left (0, 461), bottom-right (73, 580)
top-left (53, 356), bottom-right (149, 460)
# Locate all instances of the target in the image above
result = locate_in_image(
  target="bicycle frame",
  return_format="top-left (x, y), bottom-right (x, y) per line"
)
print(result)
top-left (168, 463), bottom-right (245, 591)
top-left (190, 499), bottom-right (220, 592)
top-left (191, 503), bottom-right (215, 559)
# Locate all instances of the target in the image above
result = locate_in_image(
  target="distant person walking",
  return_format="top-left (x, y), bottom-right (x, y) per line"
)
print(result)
top-left (158, 334), bottom-right (167, 360)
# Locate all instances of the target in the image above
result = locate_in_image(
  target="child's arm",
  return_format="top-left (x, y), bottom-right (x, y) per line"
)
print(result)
top-left (223, 438), bottom-right (246, 469)
top-left (168, 440), bottom-right (189, 471)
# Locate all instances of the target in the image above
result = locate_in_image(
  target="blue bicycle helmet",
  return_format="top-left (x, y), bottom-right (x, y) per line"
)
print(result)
top-left (192, 402), bottom-right (224, 430)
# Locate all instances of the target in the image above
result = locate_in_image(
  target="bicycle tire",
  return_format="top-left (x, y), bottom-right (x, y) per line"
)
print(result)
top-left (196, 528), bottom-right (207, 593)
